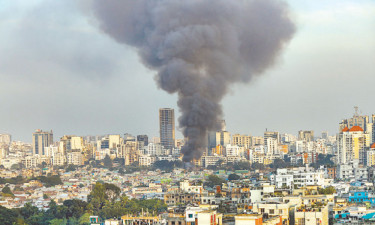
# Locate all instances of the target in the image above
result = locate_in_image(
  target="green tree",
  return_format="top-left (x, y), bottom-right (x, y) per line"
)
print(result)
top-left (251, 162), bottom-right (265, 170)
top-left (2, 186), bottom-right (13, 196)
top-left (0, 205), bottom-right (19, 224)
top-left (11, 163), bottom-right (21, 170)
top-left (205, 175), bottom-right (225, 188)
top-left (228, 173), bottom-right (240, 181)
top-left (232, 161), bottom-right (251, 170)
top-left (103, 155), bottom-right (113, 168)
top-left (104, 183), bottom-right (121, 202)
top-left (63, 199), bottom-right (88, 219)
top-left (78, 212), bottom-right (91, 225)
top-left (49, 218), bottom-right (67, 225)
top-left (118, 168), bottom-right (125, 175)
top-left (270, 159), bottom-right (289, 170)
top-left (19, 202), bottom-right (39, 222)
top-left (318, 186), bottom-right (336, 194)
top-left (66, 164), bottom-right (77, 172)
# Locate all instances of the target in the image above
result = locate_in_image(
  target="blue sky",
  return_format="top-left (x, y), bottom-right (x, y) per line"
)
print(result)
top-left (0, 0), bottom-right (374, 141)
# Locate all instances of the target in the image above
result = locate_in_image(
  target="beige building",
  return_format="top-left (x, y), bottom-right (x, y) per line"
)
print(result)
top-left (252, 202), bottom-right (292, 225)
top-left (367, 143), bottom-right (375, 166)
top-left (232, 134), bottom-right (252, 149)
top-left (32, 129), bottom-right (53, 155)
top-left (71, 136), bottom-right (84, 150)
top-left (295, 204), bottom-right (329, 225)
top-left (252, 136), bottom-right (264, 146)
top-left (338, 126), bottom-right (371, 164)
top-left (67, 151), bottom-right (84, 166)
top-left (298, 130), bottom-right (314, 142)
top-left (138, 155), bottom-right (156, 167)
top-left (122, 141), bottom-right (138, 166)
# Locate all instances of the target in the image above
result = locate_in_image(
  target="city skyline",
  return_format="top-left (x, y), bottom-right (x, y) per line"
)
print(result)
top-left (1, 1), bottom-right (375, 223)
top-left (1, 0), bottom-right (374, 142)
top-left (1, 107), bottom-right (374, 143)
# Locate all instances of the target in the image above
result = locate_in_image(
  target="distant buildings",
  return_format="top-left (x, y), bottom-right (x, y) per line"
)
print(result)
top-left (0, 134), bottom-right (11, 145)
top-left (338, 126), bottom-right (370, 164)
top-left (270, 166), bottom-right (325, 188)
top-left (159, 108), bottom-right (175, 150)
top-left (32, 129), bottom-right (53, 155)
top-left (298, 130), bottom-right (314, 142)
top-left (264, 130), bottom-right (280, 144)
top-left (339, 109), bottom-right (371, 133)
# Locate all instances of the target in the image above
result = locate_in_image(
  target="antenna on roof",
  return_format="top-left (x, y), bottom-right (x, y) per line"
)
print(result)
top-left (354, 106), bottom-right (359, 116)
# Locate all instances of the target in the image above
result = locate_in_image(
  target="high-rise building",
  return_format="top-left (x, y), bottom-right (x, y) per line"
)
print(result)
top-left (338, 126), bottom-right (371, 164)
top-left (124, 133), bottom-right (136, 142)
top-left (322, 131), bottom-right (328, 140)
top-left (0, 134), bottom-right (11, 145)
top-left (137, 135), bottom-right (149, 146)
top-left (32, 129), bottom-right (53, 155)
top-left (339, 107), bottom-right (370, 132)
top-left (232, 134), bottom-right (252, 149)
top-left (372, 114), bottom-right (375, 144)
top-left (252, 136), bottom-right (264, 146)
top-left (137, 135), bottom-right (149, 152)
top-left (159, 108), bottom-right (175, 150)
top-left (298, 130), bottom-right (314, 142)
top-left (264, 130), bottom-right (280, 144)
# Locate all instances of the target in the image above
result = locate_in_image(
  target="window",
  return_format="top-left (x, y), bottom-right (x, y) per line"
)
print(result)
top-left (269, 209), bottom-right (275, 214)
top-left (297, 218), bottom-right (305, 225)
top-left (189, 214), bottom-right (193, 218)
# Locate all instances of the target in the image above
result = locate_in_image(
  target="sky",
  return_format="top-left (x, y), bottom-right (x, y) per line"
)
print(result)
top-left (0, 0), bottom-right (374, 142)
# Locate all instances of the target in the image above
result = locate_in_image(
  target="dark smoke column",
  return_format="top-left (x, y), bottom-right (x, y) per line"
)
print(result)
top-left (88, 0), bottom-right (296, 162)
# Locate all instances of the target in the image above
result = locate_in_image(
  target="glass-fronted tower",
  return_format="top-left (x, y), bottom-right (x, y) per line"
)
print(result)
top-left (159, 108), bottom-right (175, 150)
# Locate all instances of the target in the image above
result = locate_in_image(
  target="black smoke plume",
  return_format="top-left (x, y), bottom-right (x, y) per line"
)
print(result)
top-left (87, 0), bottom-right (296, 162)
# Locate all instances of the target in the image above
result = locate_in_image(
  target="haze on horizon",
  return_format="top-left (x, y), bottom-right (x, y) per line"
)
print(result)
top-left (0, 0), bottom-right (374, 142)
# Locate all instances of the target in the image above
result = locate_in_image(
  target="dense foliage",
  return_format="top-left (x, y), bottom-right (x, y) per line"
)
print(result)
top-left (0, 175), bottom-right (63, 188)
top-left (269, 159), bottom-right (290, 170)
top-left (0, 176), bottom-right (27, 185)
top-left (310, 154), bottom-right (335, 169)
top-left (152, 160), bottom-right (184, 172)
top-left (228, 174), bottom-right (240, 181)
top-left (318, 186), bottom-right (336, 194)
top-left (30, 175), bottom-right (63, 187)
top-left (0, 182), bottom-right (167, 225)
top-left (205, 175), bottom-right (226, 188)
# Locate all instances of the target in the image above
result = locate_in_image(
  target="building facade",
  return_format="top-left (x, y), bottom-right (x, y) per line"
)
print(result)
top-left (159, 108), bottom-right (175, 150)
top-left (32, 130), bottom-right (53, 155)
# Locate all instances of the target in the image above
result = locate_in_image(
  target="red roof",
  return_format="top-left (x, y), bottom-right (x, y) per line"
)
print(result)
top-left (349, 126), bottom-right (364, 132)
top-left (371, 143), bottom-right (375, 149)
top-left (342, 127), bottom-right (349, 132)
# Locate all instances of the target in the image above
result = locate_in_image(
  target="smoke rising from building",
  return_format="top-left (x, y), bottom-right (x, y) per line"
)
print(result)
top-left (87, 0), bottom-right (296, 162)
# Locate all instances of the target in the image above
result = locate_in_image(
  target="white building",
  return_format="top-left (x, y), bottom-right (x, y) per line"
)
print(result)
top-left (338, 126), bottom-right (371, 164)
top-left (270, 166), bottom-right (325, 188)
top-left (138, 155), bottom-right (156, 167)
top-left (226, 144), bottom-right (244, 157)
top-left (67, 151), bottom-right (84, 166)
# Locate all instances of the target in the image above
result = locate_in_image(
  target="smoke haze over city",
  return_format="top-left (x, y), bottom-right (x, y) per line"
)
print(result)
top-left (0, 0), bottom-right (374, 141)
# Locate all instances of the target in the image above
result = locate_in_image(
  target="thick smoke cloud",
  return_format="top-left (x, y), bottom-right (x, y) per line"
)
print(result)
top-left (88, 0), bottom-right (296, 162)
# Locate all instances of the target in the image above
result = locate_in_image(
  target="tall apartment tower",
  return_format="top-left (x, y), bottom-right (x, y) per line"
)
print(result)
top-left (264, 130), bottom-right (280, 144)
top-left (32, 129), bottom-right (53, 155)
top-left (298, 130), bottom-right (314, 142)
top-left (159, 108), bottom-right (175, 150)
top-left (372, 114), bottom-right (375, 143)
top-left (339, 107), bottom-right (370, 132)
